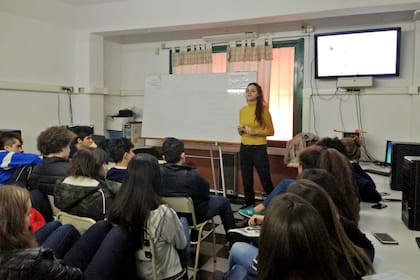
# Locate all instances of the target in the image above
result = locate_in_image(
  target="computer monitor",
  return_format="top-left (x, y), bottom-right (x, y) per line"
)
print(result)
top-left (385, 140), bottom-right (392, 165)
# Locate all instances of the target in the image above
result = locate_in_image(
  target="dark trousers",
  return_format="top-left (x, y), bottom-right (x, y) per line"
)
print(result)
top-left (240, 144), bottom-right (273, 206)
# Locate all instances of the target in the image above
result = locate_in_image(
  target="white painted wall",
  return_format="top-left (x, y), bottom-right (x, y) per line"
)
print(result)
top-left (103, 19), bottom-right (420, 160)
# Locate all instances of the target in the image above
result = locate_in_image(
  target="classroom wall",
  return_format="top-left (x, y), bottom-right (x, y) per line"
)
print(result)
top-left (103, 18), bottom-right (420, 160)
top-left (1, 2), bottom-right (420, 156)
top-left (0, 10), bottom-right (105, 152)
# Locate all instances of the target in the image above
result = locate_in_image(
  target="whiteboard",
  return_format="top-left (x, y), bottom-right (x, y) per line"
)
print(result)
top-left (142, 72), bottom-right (257, 143)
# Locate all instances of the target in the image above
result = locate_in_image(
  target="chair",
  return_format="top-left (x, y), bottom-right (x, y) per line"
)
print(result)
top-left (56, 211), bottom-right (96, 234)
top-left (48, 195), bottom-right (60, 217)
top-left (136, 232), bottom-right (158, 280)
top-left (163, 197), bottom-right (216, 280)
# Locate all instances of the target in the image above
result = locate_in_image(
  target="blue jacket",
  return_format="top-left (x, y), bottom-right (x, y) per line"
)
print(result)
top-left (0, 151), bottom-right (41, 184)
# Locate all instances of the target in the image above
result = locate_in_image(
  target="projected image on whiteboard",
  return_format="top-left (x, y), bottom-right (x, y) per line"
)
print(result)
top-left (315, 28), bottom-right (400, 78)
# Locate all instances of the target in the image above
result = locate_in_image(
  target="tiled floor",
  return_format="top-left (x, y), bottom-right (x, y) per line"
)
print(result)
top-left (186, 198), bottom-right (249, 280)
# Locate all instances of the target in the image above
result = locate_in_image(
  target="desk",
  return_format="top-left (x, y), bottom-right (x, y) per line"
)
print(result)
top-left (359, 173), bottom-right (420, 278)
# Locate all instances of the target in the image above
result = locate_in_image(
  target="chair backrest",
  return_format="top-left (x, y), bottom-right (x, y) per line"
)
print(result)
top-left (136, 231), bottom-right (157, 280)
top-left (56, 211), bottom-right (96, 234)
top-left (48, 195), bottom-right (60, 216)
top-left (162, 196), bottom-right (197, 225)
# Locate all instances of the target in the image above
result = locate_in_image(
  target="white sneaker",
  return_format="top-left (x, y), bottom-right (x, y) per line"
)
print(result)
top-left (228, 226), bottom-right (261, 238)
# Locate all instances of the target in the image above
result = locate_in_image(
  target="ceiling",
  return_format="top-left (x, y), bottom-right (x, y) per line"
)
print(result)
top-left (58, 0), bottom-right (126, 5)
top-left (100, 10), bottom-right (414, 44)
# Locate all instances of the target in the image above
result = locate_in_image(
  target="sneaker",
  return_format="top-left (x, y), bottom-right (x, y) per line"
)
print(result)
top-left (238, 206), bottom-right (263, 219)
top-left (227, 226), bottom-right (261, 246)
top-left (228, 226), bottom-right (261, 238)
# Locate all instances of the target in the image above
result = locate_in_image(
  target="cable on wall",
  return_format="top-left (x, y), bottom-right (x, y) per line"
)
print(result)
top-left (57, 94), bottom-right (61, 125)
top-left (354, 93), bottom-right (378, 162)
top-left (67, 89), bottom-right (74, 125)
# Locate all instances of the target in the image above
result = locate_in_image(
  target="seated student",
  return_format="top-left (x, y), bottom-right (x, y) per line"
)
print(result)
top-left (28, 126), bottom-right (75, 221)
top-left (229, 180), bottom-right (373, 280)
top-left (340, 137), bottom-right (382, 203)
top-left (106, 138), bottom-right (134, 183)
top-left (0, 132), bottom-right (41, 185)
top-left (230, 193), bottom-right (343, 280)
top-left (240, 145), bottom-right (361, 224)
top-left (160, 137), bottom-right (236, 234)
top-left (107, 153), bottom-right (188, 280)
top-left (29, 126), bottom-right (75, 195)
top-left (54, 149), bottom-right (114, 221)
top-left (67, 126), bottom-right (97, 158)
top-left (0, 185), bottom-right (83, 280)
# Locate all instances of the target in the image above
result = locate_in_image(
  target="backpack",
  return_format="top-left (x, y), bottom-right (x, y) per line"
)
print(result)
top-left (284, 132), bottom-right (319, 165)
top-left (6, 164), bottom-right (34, 189)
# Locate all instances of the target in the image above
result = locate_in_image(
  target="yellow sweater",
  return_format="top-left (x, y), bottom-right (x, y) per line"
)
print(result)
top-left (239, 101), bottom-right (274, 145)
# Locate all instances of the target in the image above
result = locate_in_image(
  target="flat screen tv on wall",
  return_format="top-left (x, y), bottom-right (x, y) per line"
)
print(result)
top-left (314, 27), bottom-right (401, 79)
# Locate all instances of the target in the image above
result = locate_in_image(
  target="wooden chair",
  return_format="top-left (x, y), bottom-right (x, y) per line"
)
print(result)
top-left (163, 197), bottom-right (216, 280)
top-left (136, 232), bottom-right (158, 280)
top-left (56, 211), bottom-right (96, 234)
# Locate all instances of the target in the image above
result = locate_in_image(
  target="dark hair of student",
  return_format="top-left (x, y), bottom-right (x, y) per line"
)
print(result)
top-left (162, 137), bottom-right (184, 163)
top-left (107, 153), bottom-right (162, 250)
top-left (67, 149), bottom-right (101, 179)
top-left (247, 82), bottom-right (265, 126)
top-left (107, 138), bottom-right (134, 163)
top-left (0, 186), bottom-right (37, 250)
top-left (37, 126), bottom-right (75, 155)
top-left (316, 137), bottom-right (348, 157)
top-left (0, 132), bottom-right (23, 148)
top-left (258, 193), bottom-right (343, 280)
top-left (287, 180), bottom-right (373, 277)
top-left (298, 145), bottom-right (325, 169)
top-left (67, 126), bottom-right (93, 144)
top-left (319, 148), bottom-right (360, 223)
top-left (298, 168), bottom-right (353, 221)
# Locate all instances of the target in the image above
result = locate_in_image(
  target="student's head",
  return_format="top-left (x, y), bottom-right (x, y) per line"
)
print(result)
top-left (298, 145), bottom-right (324, 170)
top-left (162, 137), bottom-right (185, 164)
top-left (0, 186), bottom-right (36, 250)
top-left (68, 126), bottom-right (94, 149)
top-left (108, 153), bottom-right (162, 250)
top-left (258, 193), bottom-right (342, 280)
top-left (37, 126), bottom-right (75, 158)
top-left (246, 82), bottom-right (265, 126)
top-left (107, 138), bottom-right (134, 164)
top-left (297, 168), bottom-right (350, 220)
top-left (287, 179), bottom-right (373, 277)
top-left (317, 137), bottom-right (348, 157)
top-left (0, 132), bottom-right (23, 152)
top-left (67, 148), bottom-right (104, 179)
top-left (340, 137), bottom-right (361, 161)
top-left (319, 148), bottom-right (360, 223)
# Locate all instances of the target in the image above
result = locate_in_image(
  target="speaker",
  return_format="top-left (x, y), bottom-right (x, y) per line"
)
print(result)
top-left (391, 142), bottom-right (420, 190)
top-left (402, 156), bottom-right (420, 230)
top-left (218, 152), bottom-right (238, 195)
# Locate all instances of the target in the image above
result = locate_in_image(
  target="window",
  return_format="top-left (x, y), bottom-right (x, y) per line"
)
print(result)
top-left (170, 39), bottom-right (304, 142)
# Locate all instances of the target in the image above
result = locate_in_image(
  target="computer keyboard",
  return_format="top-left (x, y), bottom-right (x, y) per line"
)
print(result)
top-left (364, 168), bottom-right (391, 177)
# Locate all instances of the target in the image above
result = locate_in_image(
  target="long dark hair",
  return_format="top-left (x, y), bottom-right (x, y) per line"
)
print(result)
top-left (248, 82), bottom-right (265, 126)
top-left (287, 180), bottom-right (373, 277)
top-left (258, 193), bottom-right (342, 280)
top-left (298, 168), bottom-right (350, 220)
top-left (0, 186), bottom-right (37, 250)
top-left (107, 154), bottom-right (162, 249)
top-left (319, 148), bottom-right (360, 223)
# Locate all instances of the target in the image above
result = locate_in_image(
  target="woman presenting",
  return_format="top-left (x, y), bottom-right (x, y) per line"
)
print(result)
top-left (238, 82), bottom-right (274, 209)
